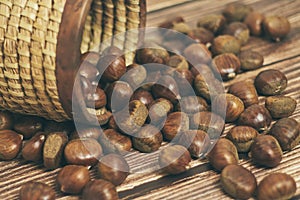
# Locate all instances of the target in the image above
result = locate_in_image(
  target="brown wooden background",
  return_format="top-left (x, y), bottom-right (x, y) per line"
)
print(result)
top-left (1, 0), bottom-right (300, 199)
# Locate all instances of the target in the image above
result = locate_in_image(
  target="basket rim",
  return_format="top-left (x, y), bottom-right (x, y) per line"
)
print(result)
top-left (55, 0), bottom-right (147, 120)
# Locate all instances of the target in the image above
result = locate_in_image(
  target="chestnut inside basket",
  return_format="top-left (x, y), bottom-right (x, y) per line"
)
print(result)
top-left (0, 0), bottom-right (146, 121)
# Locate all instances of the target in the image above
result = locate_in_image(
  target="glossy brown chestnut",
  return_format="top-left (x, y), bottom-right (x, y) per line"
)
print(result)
top-left (254, 69), bottom-right (287, 96)
top-left (106, 81), bottom-right (133, 112)
top-left (213, 93), bottom-right (244, 123)
top-left (167, 55), bottom-right (189, 70)
top-left (97, 55), bottom-right (126, 82)
top-left (135, 46), bottom-right (170, 65)
top-left (81, 51), bottom-right (101, 66)
top-left (82, 179), bottom-right (119, 200)
top-left (22, 133), bottom-right (46, 162)
top-left (239, 50), bottom-right (264, 71)
top-left (159, 16), bottom-right (185, 29)
top-left (148, 98), bottom-right (173, 125)
top-left (176, 96), bottom-right (208, 115)
top-left (207, 138), bottom-right (239, 171)
top-left (211, 53), bottom-right (241, 80)
top-left (263, 15), bottom-right (291, 42)
top-left (197, 14), bottom-right (226, 33)
top-left (187, 27), bottom-right (214, 45)
top-left (141, 70), bottom-right (162, 91)
top-left (122, 64), bottom-right (147, 89)
top-left (221, 164), bottom-right (257, 199)
top-left (43, 120), bottom-right (75, 135)
top-left (222, 22), bottom-right (250, 45)
top-left (173, 69), bottom-right (195, 96)
top-left (114, 100), bottom-right (148, 135)
top-left (43, 132), bottom-right (68, 169)
top-left (228, 80), bottom-right (259, 107)
top-left (99, 129), bottom-right (132, 155)
top-left (0, 111), bottom-right (13, 130)
top-left (177, 130), bottom-right (210, 158)
top-left (257, 173), bottom-right (296, 200)
top-left (158, 145), bottom-right (191, 175)
top-left (64, 138), bottom-right (102, 166)
top-left (191, 111), bottom-right (225, 139)
top-left (97, 153), bottom-right (129, 186)
top-left (85, 86), bottom-right (107, 109)
top-left (250, 135), bottom-right (283, 167)
top-left (269, 118), bottom-right (300, 151)
top-left (265, 96), bottom-right (297, 119)
top-left (57, 165), bottom-right (90, 194)
top-left (223, 2), bottom-right (253, 22)
top-left (238, 104), bottom-right (272, 132)
top-left (152, 75), bottom-right (181, 103)
top-left (130, 88), bottom-right (154, 108)
top-left (162, 112), bottom-right (189, 141)
top-left (183, 43), bottom-right (212, 64)
top-left (19, 182), bottom-right (55, 200)
top-left (0, 130), bottom-right (23, 160)
top-left (211, 35), bottom-right (241, 56)
top-left (244, 11), bottom-right (265, 36)
top-left (132, 125), bottom-right (163, 153)
top-left (226, 126), bottom-right (258, 153)
top-left (102, 46), bottom-right (125, 59)
top-left (14, 116), bottom-right (43, 139)
top-left (79, 60), bottom-right (100, 82)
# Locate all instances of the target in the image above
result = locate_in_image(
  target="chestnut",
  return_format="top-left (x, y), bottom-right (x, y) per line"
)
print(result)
top-left (167, 55), bottom-right (189, 70)
top-left (122, 64), bottom-right (147, 89)
top-left (173, 69), bottom-right (195, 97)
top-left (132, 124), bottom-right (163, 153)
top-left (13, 116), bottom-right (43, 139)
top-left (239, 50), bottom-right (264, 71)
top-left (43, 132), bottom-right (68, 169)
top-left (158, 145), bottom-right (191, 175)
top-left (177, 130), bottom-right (210, 158)
top-left (79, 60), bottom-right (100, 82)
top-left (238, 104), bottom-right (272, 132)
top-left (254, 69), bottom-right (287, 96)
top-left (97, 153), bottom-right (129, 186)
top-left (19, 182), bottom-right (55, 200)
top-left (213, 93), bottom-right (244, 123)
top-left (269, 118), bottom-right (299, 151)
top-left (187, 27), bottom-right (214, 45)
top-left (265, 96), bottom-right (296, 119)
top-left (148, 98), bottom-right (173, 125)
top-left (81, 51), bottom-right (101, 66)
top-left (152, 75), bottom-right (181, 103)
top-left (244, 11), bottom-right (265, 36)
top-left (114, 100), bottom-right (148, 135)
top-left (22, 133), bottom-right (46, 162)
top-left (162, 112), bottom-right (189, 141)
top-left (97, 55), bottom-right (126, 82)
top-left (197, 14), bottom-right (226, 33)
top-left (226, 126), bottom-right (258, 153)
top-left (130, 88), bottom-right (154, 108)
top-left (135, 46), bottom-right (170, 65)
top-left (175, 96), bottom-right (208, 115)
top-left (228, 80), bottom-right (259, 107)
top-left (0, 130), bottom-right (23, 160)
top-left (64, 138), bottom-right (103, 166)
top-left (221, 165), bottom-right (257, 199)
top-left (85, 86), bottom-right (107, 109)
top-left (70, 127), bottom-right (102, 140)
top-left (159, 16), bottom-right (185, 29)
top-left (211, 35), bottom-right (241, 55)
top-left (57, 165), bottom-right (90, 194)
top-left (250, 135), bottom-right (282, 168)
top-left (211, 53), bottom-right (241, 80)
top-left (183, 43), bottom-right (212, 64)
top-left (106, 81), bottom-right (133, 112)
top-left (263, 15), bottom-right (291, 42)
top-left (207, 138), bottom-right (239, 171)
top-left (190, 111), bottom-right (225, 139)
top-left (82, 179), bottom-right (119, 200)
top-left (222, 22), bottom-right (250, 45)
top-left (257, 173), bottom-right (296, 200)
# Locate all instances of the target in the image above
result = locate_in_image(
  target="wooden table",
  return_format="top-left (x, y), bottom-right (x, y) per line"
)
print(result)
top-left (1, 0), bottom-right (300, 199)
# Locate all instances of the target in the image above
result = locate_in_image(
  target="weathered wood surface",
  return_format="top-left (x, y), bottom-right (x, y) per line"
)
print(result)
top-left (1, 0), bottom-right (300, 199)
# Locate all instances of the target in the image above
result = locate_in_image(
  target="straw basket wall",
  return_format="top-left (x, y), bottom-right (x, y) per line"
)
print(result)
top-left (0, 0), bottom-right (146, 121)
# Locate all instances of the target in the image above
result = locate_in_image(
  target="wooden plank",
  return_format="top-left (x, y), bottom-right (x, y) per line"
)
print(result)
top-left (147, 0), bottom-right (193, 13)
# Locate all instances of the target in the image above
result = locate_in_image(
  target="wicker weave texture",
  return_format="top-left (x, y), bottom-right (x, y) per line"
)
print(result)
top-left (0, 0), bottom-right (143, 121)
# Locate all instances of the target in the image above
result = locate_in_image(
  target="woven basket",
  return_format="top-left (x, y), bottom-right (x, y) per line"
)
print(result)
top-left (0, 0), bottom-right (146, 122)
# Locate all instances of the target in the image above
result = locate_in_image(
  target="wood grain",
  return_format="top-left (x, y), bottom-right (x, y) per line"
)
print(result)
top-left (1, 0), bottom-right (300, 200)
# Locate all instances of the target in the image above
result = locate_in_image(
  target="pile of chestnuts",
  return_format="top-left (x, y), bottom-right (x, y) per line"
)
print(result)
top-left (0, 2), bottom-right (298, 200)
